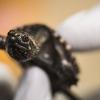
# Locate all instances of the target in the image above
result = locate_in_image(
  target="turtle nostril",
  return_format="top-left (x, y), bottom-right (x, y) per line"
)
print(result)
top-left (22, 35), bottom-right (29, 42)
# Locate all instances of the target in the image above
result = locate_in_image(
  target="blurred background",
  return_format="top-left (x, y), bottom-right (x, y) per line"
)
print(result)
top-left (0, 0), bottom-right (100, 99)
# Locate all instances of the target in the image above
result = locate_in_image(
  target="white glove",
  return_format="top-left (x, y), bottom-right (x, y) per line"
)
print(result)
top-left (15, 5), bottom-right (100, 100)
top-left (0, 63), bottom-right (52, 100)
top-left (14, 67), bottom-right (52, 100)
top-left (1, 5), bottom-right (100, 100)
top-left (57, 5), bottom-right (100, 51)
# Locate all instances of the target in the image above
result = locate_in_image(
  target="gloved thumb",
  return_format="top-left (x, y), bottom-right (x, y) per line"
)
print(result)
top-left (14, 67), bottom-right (52, 100)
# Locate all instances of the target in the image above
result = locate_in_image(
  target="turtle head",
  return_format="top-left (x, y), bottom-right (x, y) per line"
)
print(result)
top-left (6, 30), bottom-right (40, 62)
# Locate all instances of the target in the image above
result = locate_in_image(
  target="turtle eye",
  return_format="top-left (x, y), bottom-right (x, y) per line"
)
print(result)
top-left (22, 35), bottom-right (29, 42)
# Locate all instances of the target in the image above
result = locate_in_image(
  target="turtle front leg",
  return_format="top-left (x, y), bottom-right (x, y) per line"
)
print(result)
top-left (0, 35), bottom-right (6, 49)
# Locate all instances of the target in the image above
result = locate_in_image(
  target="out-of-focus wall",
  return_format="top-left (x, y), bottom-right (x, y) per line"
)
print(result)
top-left (0, 0), bottom-right (99, 34)
top-left (0, 0), bottom-right (100, 98)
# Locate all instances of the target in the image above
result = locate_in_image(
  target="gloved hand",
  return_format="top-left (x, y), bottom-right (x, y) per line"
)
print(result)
top-left (1, 5), bottom-right (100, 100)
top-left (57, 5), bottom-right (100, 51)
top-left (0, 62), bottom-right (53, 100)
top-left (14, 67), bottom-right (52, 100)
top-left (14, 5), bottom-right (100, 100)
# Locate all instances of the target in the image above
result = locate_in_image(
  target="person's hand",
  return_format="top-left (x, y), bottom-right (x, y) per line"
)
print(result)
top-left (0, 62), bottom-right (52, 100)
top-left (14, 67), bottom-right (52, 100)
top-left (1, 5), bottom-right (100, 100)
top-left (57, 5), bottom-right (100, 51)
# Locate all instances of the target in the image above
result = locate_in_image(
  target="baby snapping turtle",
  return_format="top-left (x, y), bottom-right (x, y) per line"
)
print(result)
top-left (0, 24), bottom-right (79, 100)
